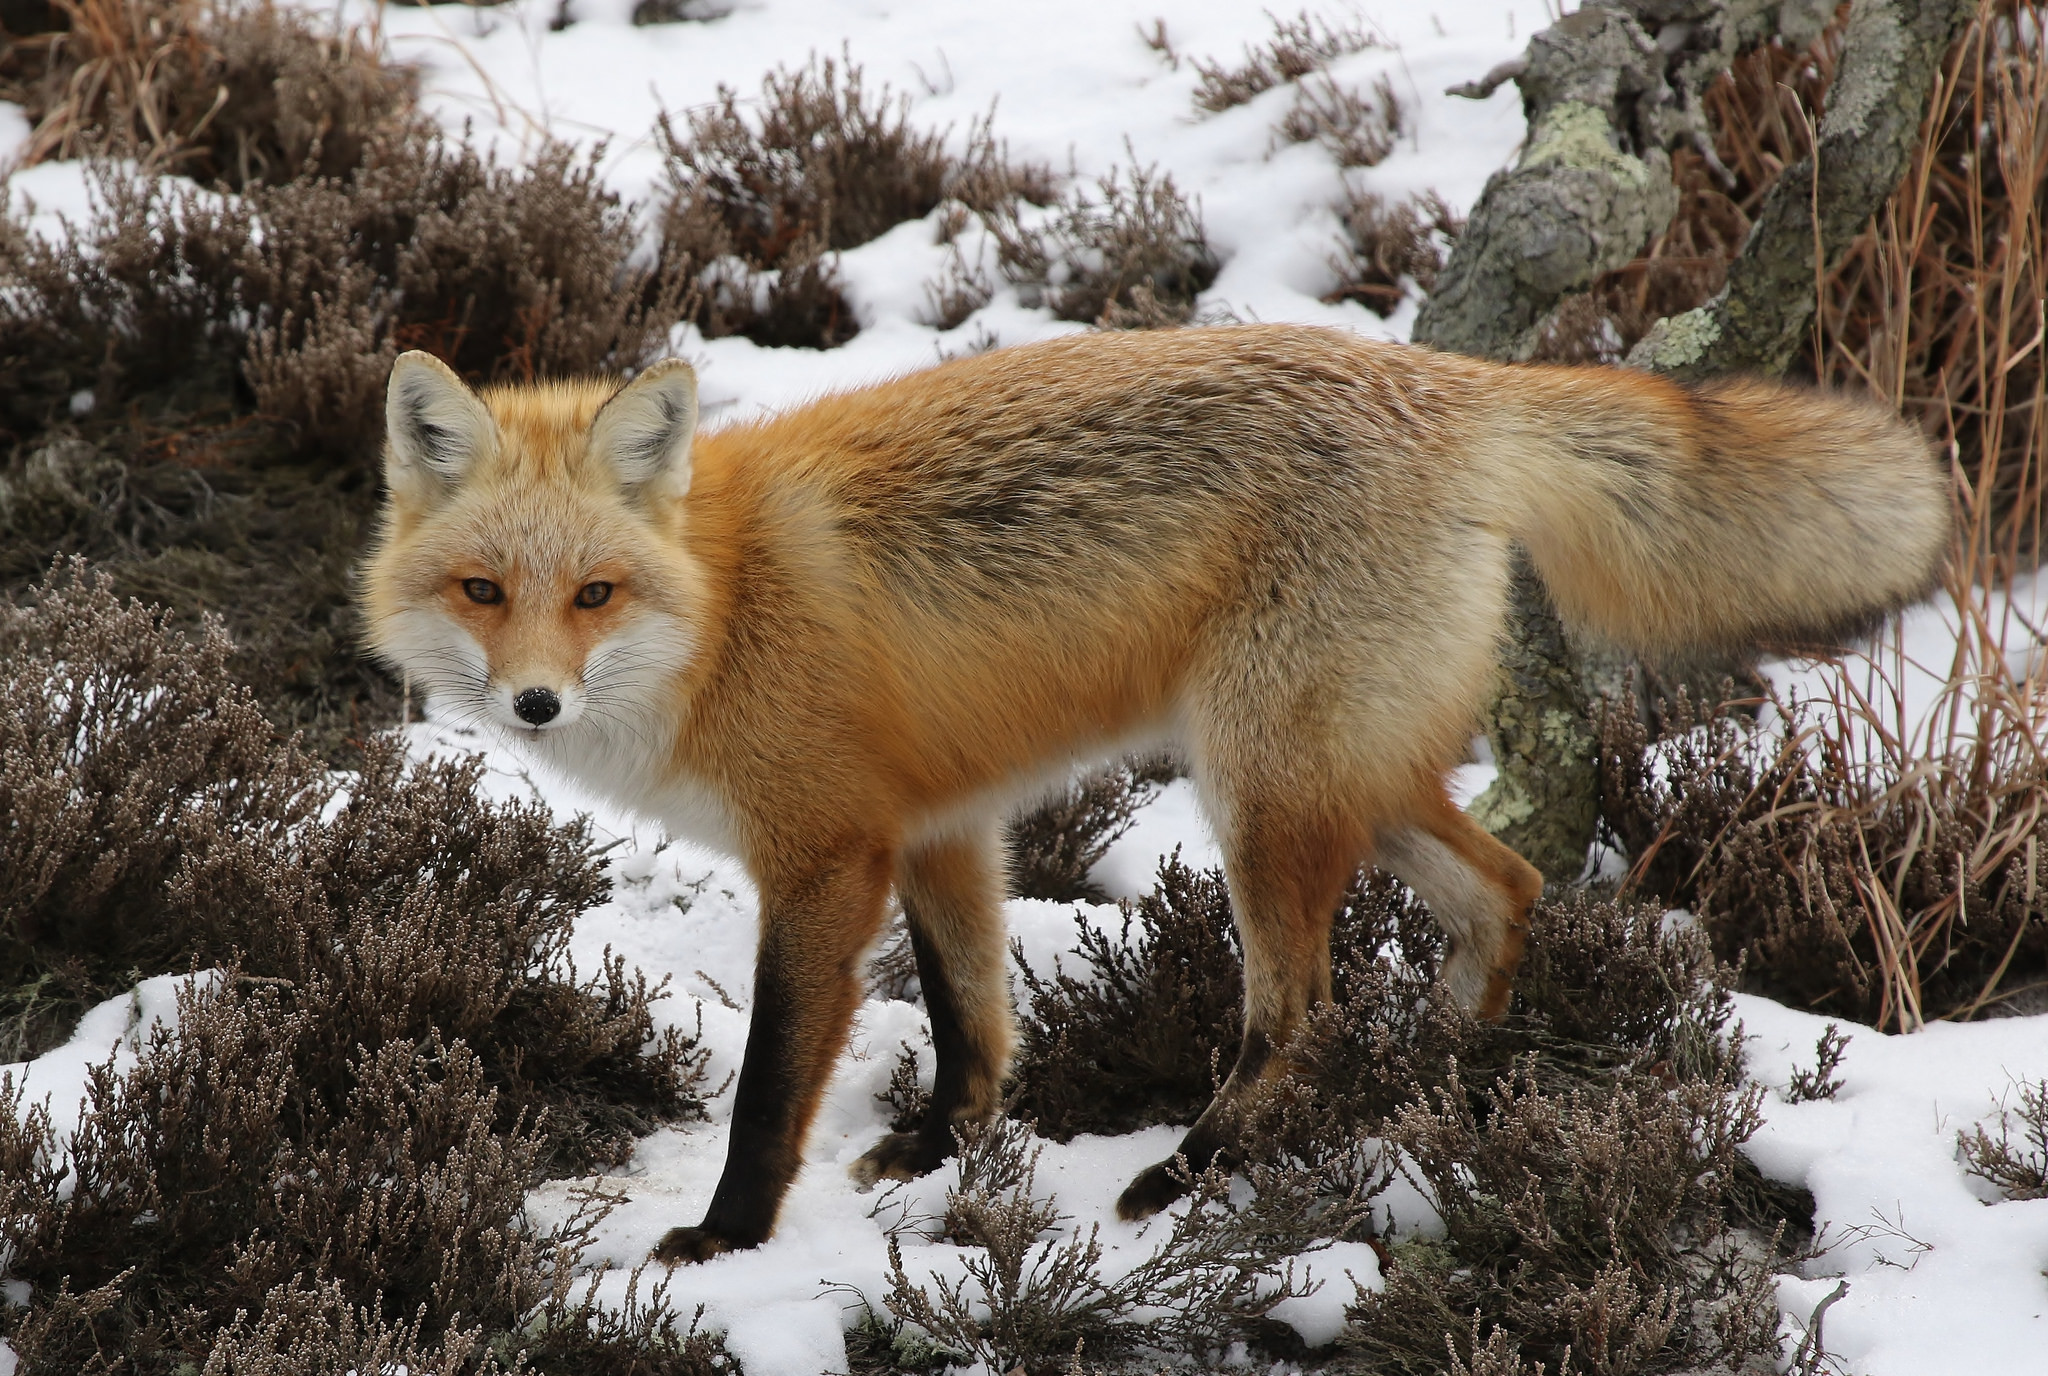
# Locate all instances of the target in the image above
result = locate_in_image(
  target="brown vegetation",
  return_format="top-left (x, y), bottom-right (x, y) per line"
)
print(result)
top-left (0, 564), bottom-right (724, 1372)
top-left (993, 860), bottom-right (1799, 1374)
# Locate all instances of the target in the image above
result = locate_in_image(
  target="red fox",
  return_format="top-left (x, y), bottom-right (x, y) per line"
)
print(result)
top-left (360, 326), bottom-right (1947, 1262)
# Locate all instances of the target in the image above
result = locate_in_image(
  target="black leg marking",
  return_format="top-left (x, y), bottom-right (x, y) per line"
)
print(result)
top-left (1116, 1027), bottom-right (1272, 1220)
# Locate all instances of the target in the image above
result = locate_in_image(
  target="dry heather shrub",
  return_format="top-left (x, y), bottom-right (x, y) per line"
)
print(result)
top-left (1280, 71), bottom-right (1404, 167)
top-left (244, 135), bottom-right (689, 455)
top-left (171, 735), bottom-right (714, 1173)
top-left (1008, 855), bottom-right (1242, 1139)
top-left (1349, 1065), bottom-right (1774, 1376)
top-left (0, 980), bottom-right (731, 1375)
top-left (991, 164), bottom-right (1221, 329)
top-left (0, 563), bottom-right (711, 1165)
top-left (1958, 1077), bottom-right (2048, 1200)
top-left (1004, 755), bottom-right (1178, 902)
top-left (0, 0), bottom-right (414, 188)
top-left (1327, 188), bottom-right (1459, 317)
top-left (879, 1114), bottom-right (1337, 1375)
top-left (1599, 681), bottom-right (2048, 1029)
top-left (1006, 853), bottom-right (1789, 1371)
top-left (659, 55), bottom-right (1048, 349)
top-left (1191, 10), bottom-right (1380, 113)
top-left (0, 562), bottom-right (325, 1059)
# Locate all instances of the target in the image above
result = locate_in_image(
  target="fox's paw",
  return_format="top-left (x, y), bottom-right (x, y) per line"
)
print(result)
top-left (849, 1129), bottom-right (948, 1189)
top-left (1115, 1158), bottom-right (1192, 1221)
top-left (654, 1225), bottom-right (741, 1265)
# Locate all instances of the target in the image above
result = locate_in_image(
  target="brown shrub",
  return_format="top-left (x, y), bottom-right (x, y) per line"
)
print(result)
top-left (0, 0), bottom-right (415, 189)
top-left (990, 164), bottom-right (1220, 329)
top-left (0, 980), bottom-right (730, 1375)
top-left (1004, 756), bottom-right (1178, 902)
top-left (0, 561), bottom-right (722, 1370)
top-left (1004, 847), bottom-right (1790, 1372)
top-left (0, 563), bottom-right (710, 1151)
top-left (1959, 1077), bottom-right (2048, 1201)
top-left (1326, 187), bottom-right (1459, 317)
top-left (1191, 11), bottom-right (1380, 114)
top-left (0, 561), bottom-right (325, 1058)
top-left (879, 1114), bottom-right (1338, 1375)
top-left (1280, 72), bottom-right (1404, 168)
top-left (658, 55), bottom-right (1049, 350)
top-left (1599, 680), bottom-right (2048, 1029)
top-left (1007, 855), bottom-right (1241, 1139)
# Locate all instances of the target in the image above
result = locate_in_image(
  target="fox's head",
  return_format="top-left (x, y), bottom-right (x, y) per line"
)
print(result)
top-left (361, 351), bottom-right (706, 758)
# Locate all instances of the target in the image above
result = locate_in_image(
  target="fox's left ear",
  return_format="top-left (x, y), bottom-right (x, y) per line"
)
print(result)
top-left (591, 358), bottom-right (698, 502)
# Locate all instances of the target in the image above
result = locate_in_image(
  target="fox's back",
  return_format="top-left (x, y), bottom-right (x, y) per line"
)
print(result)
top-left (694, 327), bottom-right (1497, 623)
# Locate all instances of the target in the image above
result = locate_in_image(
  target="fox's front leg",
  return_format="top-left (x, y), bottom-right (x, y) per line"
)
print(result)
top-left (656, 841), bottom-right (893, 1263)
top-left (849, 824), bottom-right (1012, 1186)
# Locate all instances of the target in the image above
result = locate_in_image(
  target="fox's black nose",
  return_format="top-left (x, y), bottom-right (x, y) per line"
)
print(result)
top-left (513, 687), bottom-right (560, 726)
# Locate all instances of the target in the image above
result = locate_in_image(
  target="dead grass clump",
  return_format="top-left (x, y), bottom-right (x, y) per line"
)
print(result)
top-left (1005, 756), bottom-right (1178, 902)
top-left (1326, 187), bottom-right (1459, 317)
top-left (879, 1114), bottom-right (1340, 1375)
top-left (1599, 677), bottom-right (2048, 1030)
top-left (1192, 11), bottom-right (1380, 114)
top-left (0, 0), bottom-right (416, 189)
top-left (992, 164), bottom-right (1220, 329)
top-left (1959, 1078), bottom-right (2048, 1200)
top-left (659, 55), bottom-right (1047, 349)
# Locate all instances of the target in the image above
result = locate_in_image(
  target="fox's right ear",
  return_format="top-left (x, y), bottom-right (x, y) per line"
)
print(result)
top-left (384, 351), bottom-right (496, 501)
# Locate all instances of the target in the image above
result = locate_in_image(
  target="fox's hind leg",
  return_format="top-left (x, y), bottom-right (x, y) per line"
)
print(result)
top-left (1376, 789), bottom-right (1541, 1019)
top-left (1116, 788), bottom-right (1368, 1220)
top-left (850, 822), bottom-right (1013, 1186)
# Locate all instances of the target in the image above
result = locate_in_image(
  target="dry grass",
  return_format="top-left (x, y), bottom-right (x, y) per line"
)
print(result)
top-left (1958, 1076), bottom-right (2048, 1199)
top-left (1582, 0), bottom-right (2048, 1030)
top-left (0, 0), bottom-right (415, 188)
top-left (988, 163), bottom-right (1220, 329)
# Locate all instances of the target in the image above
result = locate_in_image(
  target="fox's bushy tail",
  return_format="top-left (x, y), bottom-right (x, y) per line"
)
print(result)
top-left (1491, 368), bottom-right (1951, 655)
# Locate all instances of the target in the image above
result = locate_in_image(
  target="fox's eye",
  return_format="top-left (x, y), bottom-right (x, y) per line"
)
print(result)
top-left (575, 581), bottom-right (614, 609)
top-left (462, 578), bottom-right (503, 605)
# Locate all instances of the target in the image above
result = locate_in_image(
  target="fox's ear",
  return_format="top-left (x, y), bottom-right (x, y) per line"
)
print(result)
top-left (590, 358), bottom-right (698, 501)
top-left (385, 351), bottom-right (496, 500)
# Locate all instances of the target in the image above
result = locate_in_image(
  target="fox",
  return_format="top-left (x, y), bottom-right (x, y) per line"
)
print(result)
top-left (360, 324), bottom-right (1947, 1263)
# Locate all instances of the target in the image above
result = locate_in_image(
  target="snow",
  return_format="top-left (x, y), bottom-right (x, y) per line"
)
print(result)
top-left (4, 0), bottom-right (2047, 1370)
top-left (1738, 995), bottom-right (2048, 1375)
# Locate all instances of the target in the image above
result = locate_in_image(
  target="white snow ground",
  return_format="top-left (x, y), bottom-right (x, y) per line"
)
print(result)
top-left (4, 1), bottom-right (2048, 1372)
